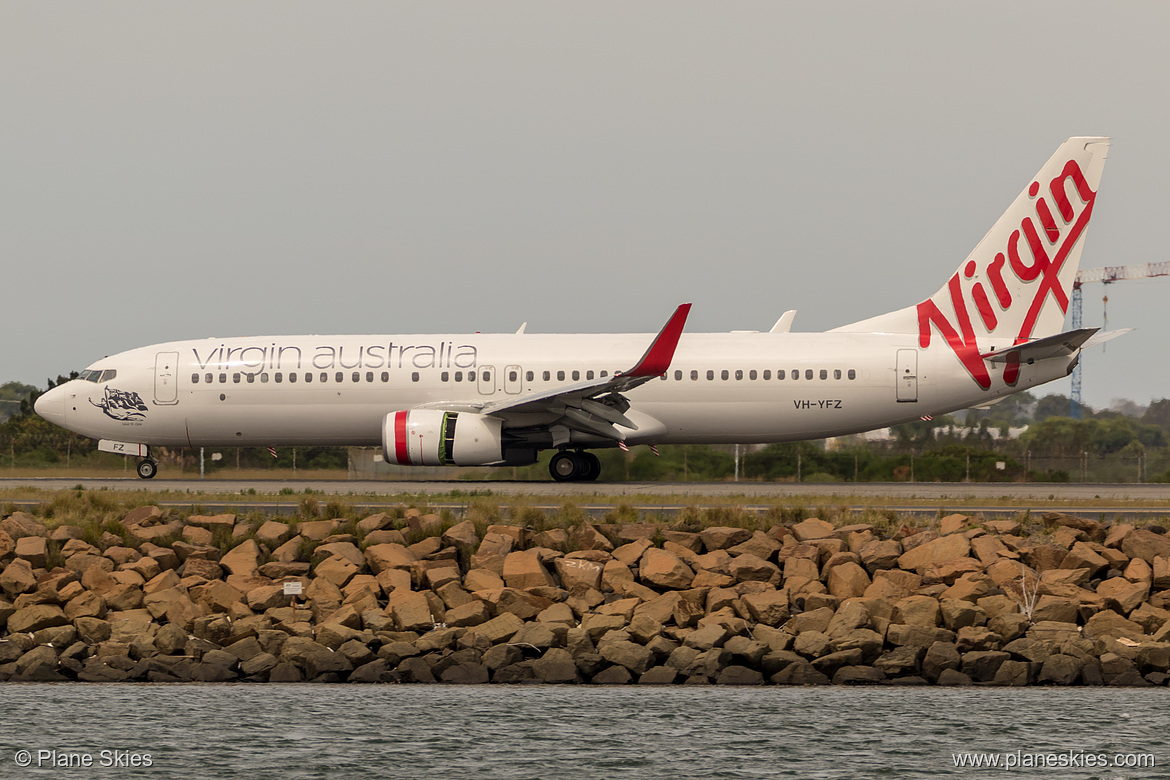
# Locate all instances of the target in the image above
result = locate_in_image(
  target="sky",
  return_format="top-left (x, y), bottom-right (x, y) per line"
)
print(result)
top-left (2, 2), bottom-right (1167, 412)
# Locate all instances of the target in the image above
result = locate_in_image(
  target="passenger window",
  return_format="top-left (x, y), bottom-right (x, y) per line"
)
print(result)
top-left (778, 370), bottom-right (785, 380)
top-left (791, 370), bottom-right (798, 380)
top-left (191, 373), bottom-right (200, 384)
top-left (352, 372), bottom-right (360, 383)
top-left (205, 373), bottom-right (213, 384)
top-left (735, 370), bottom-right (743, 380)
top-left (526, 371), bottom-right (534, 382)
top-left (483, 371), bottom-right (490, 382)
top-left (675, 370), bottom-right (682, 380)
top-left (691, 370), bottom-right (699, 381)
top-left (469, 371), bottom-right (477, 382)
top-left (219, 373), bottom-right (227, 383)
top-left (455, 371), bottom-right (463, 382)
top-left (820, 369), bottom-right (827, 380)
top-left (587, 370), bottom-right (594, 380)
top-left (366, 372), bottom-right (374, 382)
top-left (543, 371), bottom-right (550, 381)
top-left (572, 370), bottom-right (580, 381)
top-left (441, 372), bottom-right (449, 382)
top-left (749, 370), bottom-right (757, 380)
top-left (289, 372), bottom-right (297, 384)
top-left (275, 373), bottom-right (283, 383)
top-left (305, 373), bottom-right (312, 383)
top-left (557, 371), bottom-right (565, 381)
top-left (509, 370), bottom-right (517, 382)
top-left (848, 369), bottom-right (857, 380)
top-left (707, 370), bottom-right (714, 380)
top-left (247, 373), bottom-right (255, 384)
top-left (805, 369), bottom-right (814, 380)
top-left (233, 373), bottom-right (241, 384)
top-left (320, 373), bottom-right (328, 383)
top-left (260, 373), bottom-right (269, 383)
top-left (834, 369), bottom-right (842, 380)
top-left (412, 372), bottom-right (420, 382)
top-left (381, 372), bottom-right (389, 382)
top-left (763, 370), bottom-right (771, 380)
top-left (721, 370), bottom-right (729, 380)
top-left (336, 372), bottom-right (343, 383)
top-left (600, 370), bottom-right (608, 377)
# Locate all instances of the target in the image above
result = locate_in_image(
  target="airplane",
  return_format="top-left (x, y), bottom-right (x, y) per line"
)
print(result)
top-left (36, 137), bottom-right (1117, 482)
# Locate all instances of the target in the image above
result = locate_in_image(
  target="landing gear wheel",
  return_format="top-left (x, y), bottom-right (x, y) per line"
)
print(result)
top-left (580, 451), bottom-right (601, 482)
top-left (550, 451), bottom-right (583, 482)
top-left (136, 459), bottom-right (158, 480)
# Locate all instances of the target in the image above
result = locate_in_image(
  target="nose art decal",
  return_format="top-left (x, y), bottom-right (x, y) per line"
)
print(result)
top-left (91, 388), bottom-right (149, 421)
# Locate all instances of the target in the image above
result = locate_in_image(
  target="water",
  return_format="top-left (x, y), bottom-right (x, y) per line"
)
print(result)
top-left (0, 685), bottom-right (1166, 779)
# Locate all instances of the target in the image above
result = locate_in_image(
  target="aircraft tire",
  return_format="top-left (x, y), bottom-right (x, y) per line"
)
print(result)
top-left (136, 459), bottom-right (158, 480)
top-left (580, 451), bottom-right (601, 481)
top-left (550, 451), bottom-right (582, 482)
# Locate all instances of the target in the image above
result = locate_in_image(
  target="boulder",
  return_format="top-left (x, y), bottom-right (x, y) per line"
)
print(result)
top-left (8, 604), bottom-right (69, 633)
top-left (502, 550), bottom-right (554, 589)
top-left (827, 562), bottom-right (871, 599)
top-left (728, 554), bottom-right (779, 584)
top-left (639, 548), bottom-right (695, 589)
top-left (1123, 529), bottom-right (1170, 564)
top-left (897, 535), bottom-right (971, 572)
top-left (699, 526), bottom-right (752, 551)
top-left (14, 536), bottom-right (48, 568)
top-left (791, 518), bottom-right (836, 543)
top-left (1096, 577), bottom-right (1149, 614)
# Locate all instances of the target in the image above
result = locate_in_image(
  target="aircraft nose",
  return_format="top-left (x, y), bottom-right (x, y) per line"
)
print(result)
top-left (34, 385), bottom-right (67, 426)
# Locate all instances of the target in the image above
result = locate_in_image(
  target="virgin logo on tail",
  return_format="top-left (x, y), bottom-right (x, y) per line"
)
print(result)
top-left (917, 160), bottom-right (1097, 389)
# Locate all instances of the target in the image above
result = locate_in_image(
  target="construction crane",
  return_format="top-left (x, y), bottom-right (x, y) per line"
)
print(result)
top-left (1069, 262), bottom-right (1170, 418)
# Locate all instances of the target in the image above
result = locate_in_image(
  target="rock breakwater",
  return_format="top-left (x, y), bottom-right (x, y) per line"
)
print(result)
top-left (3, 504), bottom-right (1170, 686)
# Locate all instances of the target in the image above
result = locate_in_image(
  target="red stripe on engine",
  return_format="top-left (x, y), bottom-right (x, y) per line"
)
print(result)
top-left (394, 411), bottom-right (410, 465)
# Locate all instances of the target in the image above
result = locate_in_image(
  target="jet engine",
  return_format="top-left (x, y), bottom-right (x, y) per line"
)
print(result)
top-left (382, 410), bottom-right (504, 466)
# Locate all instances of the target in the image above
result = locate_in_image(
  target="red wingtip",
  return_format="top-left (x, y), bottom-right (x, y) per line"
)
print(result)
top-left (626, 303), bottom-right (692, 377)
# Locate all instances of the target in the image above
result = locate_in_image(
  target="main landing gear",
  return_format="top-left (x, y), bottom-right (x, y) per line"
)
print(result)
top-left (136, 458), bottom-right (158, 480)
top-left (549, 450), bottom-right (601, 482)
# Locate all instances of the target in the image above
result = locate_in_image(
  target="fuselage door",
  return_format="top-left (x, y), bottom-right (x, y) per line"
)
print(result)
top-left (478, 365), bottom-right (496, 395)
top-left (504, 365), bottom-right (522, 395)
top-left (896, 349), bottom-right (918, 403)
top-left (155, 351), bottom-right (180, 405)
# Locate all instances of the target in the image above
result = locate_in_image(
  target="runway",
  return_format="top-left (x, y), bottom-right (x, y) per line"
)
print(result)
top-left (2, 479), bottom-right (1170, 502)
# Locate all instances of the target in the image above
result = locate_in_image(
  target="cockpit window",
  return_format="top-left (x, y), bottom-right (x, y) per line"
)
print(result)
top-left (78, 370), bottom-right (100, 383)
top-left (98, 369), bottom-right (117, 383)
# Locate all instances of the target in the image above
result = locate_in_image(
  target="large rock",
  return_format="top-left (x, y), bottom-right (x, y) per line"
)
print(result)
top-left (1095, 577), bottom-right (1148, 615)
top-left (220, 540), bottom-right (261, 576)
top-left (555, 556), bottom-right (604, 591)
top-left (502, 550), bottom-right (554, 589)
top-left (1122, 529), bottom-right (1170, 564)
top-left (741, 591), bottom-right (790, 627)
top-left (364, 544), bottom-right (417, 575)
top-left (1, 512), bottom-right (48, 539)
top-left (791, 518), bottom-right (836, 543)
top-left (827, 562), bottom-right (871, 599)
top-left (8, 604), bottom-right (69, 633)
top-left (598, 640), bottom-right (653, 675)
top-left (639, 548), bottom-right (695, 589)
top-left (0, 559), bottom-right (37, 597)
top-left (897, 535), bottom-right (971, 572)
top-left (14, 536), bottom-right (48, 568)
top-left (699, 526), bottom-right (752, 551)
top-left (728, 554), bottom-right (779, 584)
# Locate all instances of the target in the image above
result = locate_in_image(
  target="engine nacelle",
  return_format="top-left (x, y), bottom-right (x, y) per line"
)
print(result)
top-left (382, 410), bottom-right (504, 466)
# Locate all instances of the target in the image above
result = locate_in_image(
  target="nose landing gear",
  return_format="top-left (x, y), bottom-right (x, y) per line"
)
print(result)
top-left (549, 450), bottom-right (601, 482)
top-left (136, 458), bottom-right (158, 479)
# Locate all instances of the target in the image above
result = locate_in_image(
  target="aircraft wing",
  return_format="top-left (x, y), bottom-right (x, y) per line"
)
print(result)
top-left (981, 328), bottom-right (1098, 364)
top-left (470, 304), bottom-right (692, 442)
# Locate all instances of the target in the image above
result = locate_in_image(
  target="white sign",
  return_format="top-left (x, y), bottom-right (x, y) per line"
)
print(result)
top-left (282, 581), bottom-right (303, 596)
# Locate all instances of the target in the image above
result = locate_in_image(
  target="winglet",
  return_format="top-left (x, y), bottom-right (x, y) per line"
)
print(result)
top-left (623, 303), bottom-right (692, 377)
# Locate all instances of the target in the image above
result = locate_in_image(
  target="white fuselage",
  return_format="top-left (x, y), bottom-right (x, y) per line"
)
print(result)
top-left (41, 329), bottom-right (1072, 451)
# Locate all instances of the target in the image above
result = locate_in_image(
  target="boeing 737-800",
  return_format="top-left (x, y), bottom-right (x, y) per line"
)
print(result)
top-left (36, 137), bottom-right (1115, 481)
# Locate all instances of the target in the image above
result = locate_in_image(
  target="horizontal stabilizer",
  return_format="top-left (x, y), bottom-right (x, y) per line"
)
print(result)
top-left (1082, 328), bottom-right (1132, 350)
top-left (981, 328), bottom-right (1098, 364)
